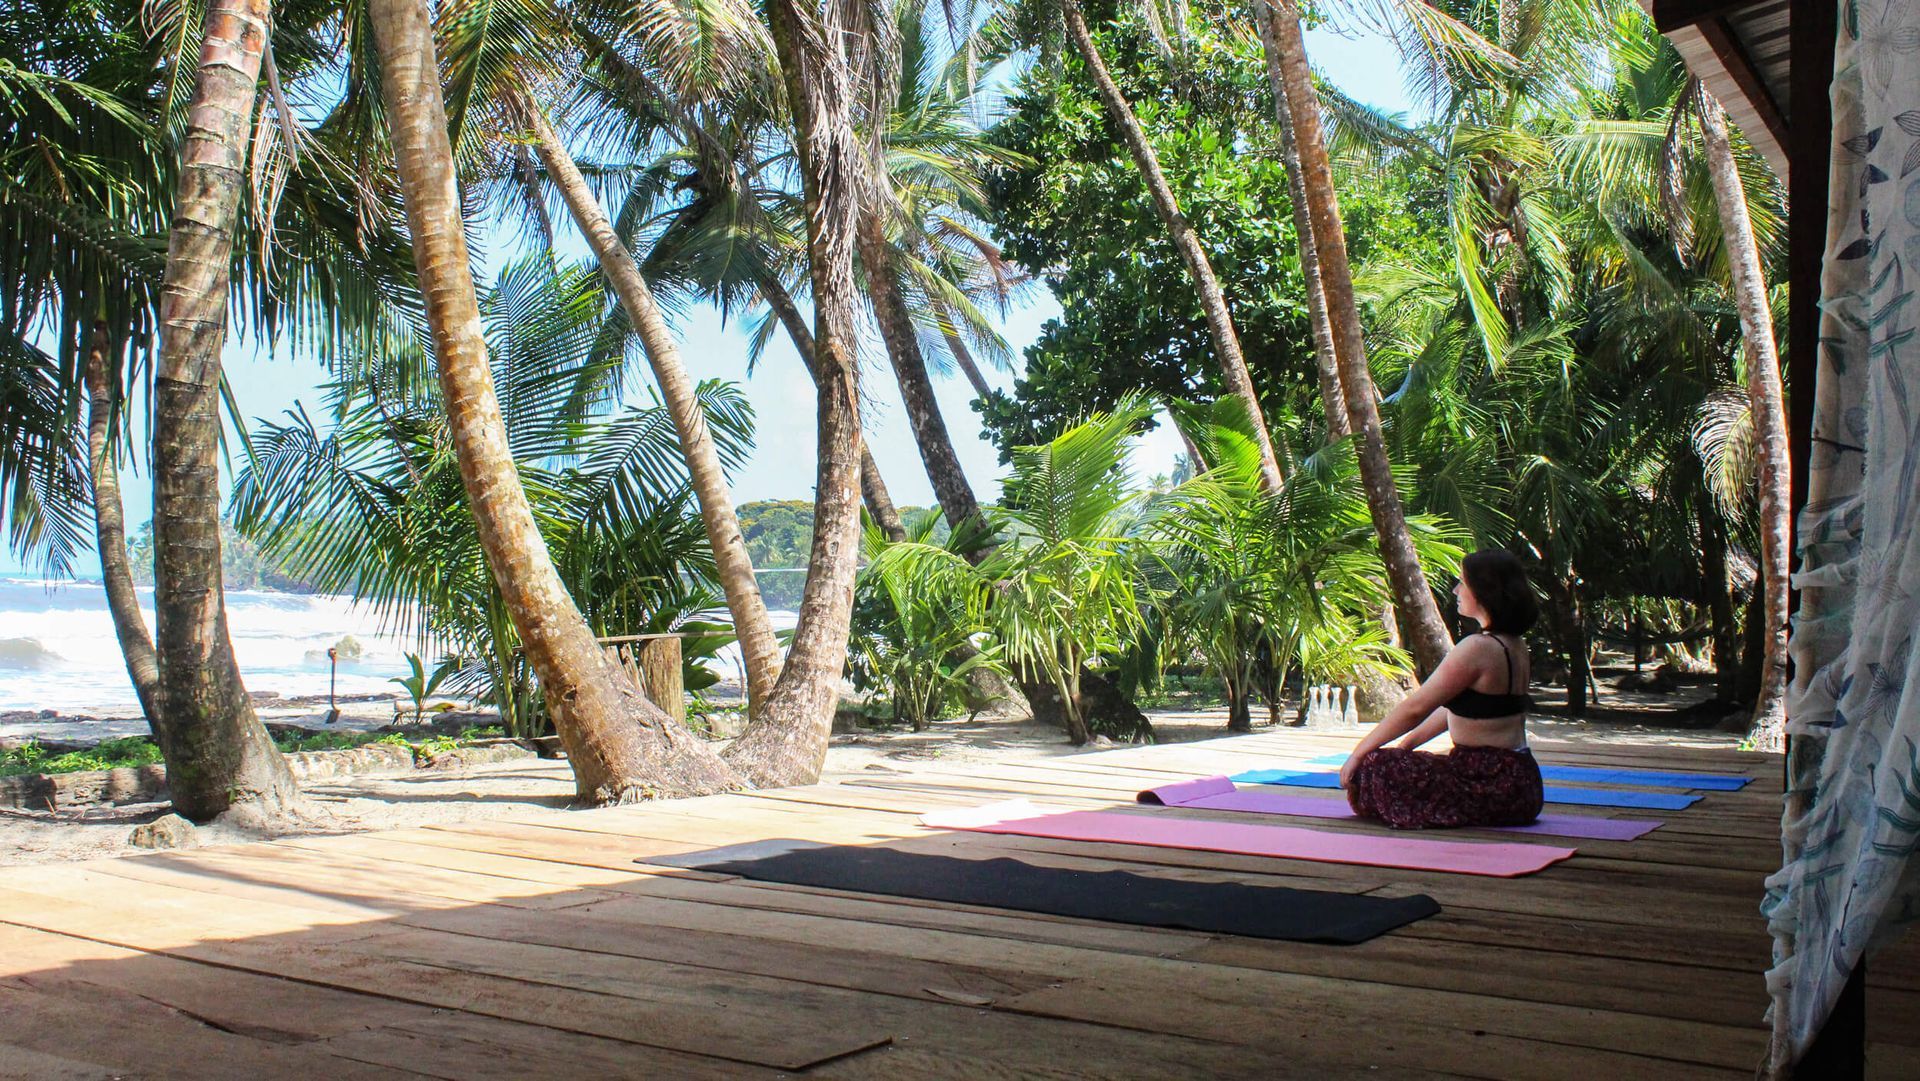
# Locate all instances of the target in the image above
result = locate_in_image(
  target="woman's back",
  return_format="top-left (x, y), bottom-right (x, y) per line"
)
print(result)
top-left (1444, 632), bottom-right (1530, 750)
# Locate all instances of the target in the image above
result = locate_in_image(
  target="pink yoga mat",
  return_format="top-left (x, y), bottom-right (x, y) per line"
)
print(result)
top-left (921, 800), bottom-right (1576, 878)
top-left (1137, 776), bottom-right (1661, 841)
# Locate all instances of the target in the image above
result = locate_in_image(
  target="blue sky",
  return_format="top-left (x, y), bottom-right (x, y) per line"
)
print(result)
top-left (14, 22), bottom-right (1414, 578)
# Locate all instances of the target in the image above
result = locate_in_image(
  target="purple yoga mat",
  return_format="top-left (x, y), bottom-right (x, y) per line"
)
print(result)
top-left (921, 800), bottom-right (1576, 878)
top-left (1137, 776), bottom-right (1661, 841)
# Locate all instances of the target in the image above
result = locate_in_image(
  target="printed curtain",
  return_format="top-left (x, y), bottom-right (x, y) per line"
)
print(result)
top-left (1762, 0), bottom-right (1920, 1073)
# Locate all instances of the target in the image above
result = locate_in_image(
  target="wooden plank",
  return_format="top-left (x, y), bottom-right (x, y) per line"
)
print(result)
top-left (0, 879), bottom-right (893, 1072)
top-left (0, 982), bottom-right (428, 1081)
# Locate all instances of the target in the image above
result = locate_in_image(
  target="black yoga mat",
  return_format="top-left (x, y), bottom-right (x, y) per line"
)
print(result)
top-left (642, 840), bottom-right (1439, 945)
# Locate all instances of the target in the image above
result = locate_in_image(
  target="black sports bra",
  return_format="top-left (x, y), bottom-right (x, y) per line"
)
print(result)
top-left (1445, 632), bottom-right (1533, 719)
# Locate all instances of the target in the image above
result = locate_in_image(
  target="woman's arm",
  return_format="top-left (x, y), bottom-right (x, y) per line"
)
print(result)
top-left (1396, 709), bottom-right (1451, 750)
top-left (1339, 643), bottom-right (1481, 787)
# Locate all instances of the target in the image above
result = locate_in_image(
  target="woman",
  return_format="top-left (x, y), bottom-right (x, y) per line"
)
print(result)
top-left (1338, 550), bottom-right (1543, 829)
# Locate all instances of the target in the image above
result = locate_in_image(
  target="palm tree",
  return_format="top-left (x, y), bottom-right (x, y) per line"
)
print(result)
top-left (1695, 90), bottom-right (1786, 750)
top-left (1249, 0), bottom-right (1345, 440)
top-left (151, 0), bottom-right (300, 821)
top-left (1158, 398), bottom-right (1445, 730)
top-left (233, 259), bottom-right (753, 738)
top-left (720, 0), bottom-right (873, 786)
top-left (85, 322), bottom-right (158, 722)
top-left (1053, 0), bottom-right (1286, 493)
top-left (1255, 0), bottom-right (1453, 676)
top-left (983, 397), bottom-right (1156, 743)
top-left (518, 97), bottom-right (785, 714)
top-left (365, 0), bottom-right (737, 801)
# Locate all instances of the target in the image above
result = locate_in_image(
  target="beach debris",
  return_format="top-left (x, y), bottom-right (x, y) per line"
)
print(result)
top-left (129, 814), bottom-right (198, 850)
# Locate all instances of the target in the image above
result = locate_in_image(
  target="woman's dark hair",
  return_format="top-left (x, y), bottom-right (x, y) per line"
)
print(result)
top-left (1461, 550), bottom-right (1538, 634)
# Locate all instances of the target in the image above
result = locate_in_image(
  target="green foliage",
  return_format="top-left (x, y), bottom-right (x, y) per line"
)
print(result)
top-left (230, 260), bottom-right (750, 737)
top-left (850, 511), bottom-right (1007, 730)
top-left (1151, 398), bottom-right (1457, 724)
top-left (0, 736), bottom-right (163, 777)
top-left (390, 652), bottom-right (459, 725)
top-left (978, 1), bottom-right (1440, 454)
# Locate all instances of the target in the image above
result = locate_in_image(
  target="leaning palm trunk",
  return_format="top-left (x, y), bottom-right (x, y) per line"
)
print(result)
top-left (723, 0), bottom-right (869, 787)
top-left (1057, 0), bottom-right (1285, 494)
top-left (933, 298), bottom-right (994, 400)
top-left (1265, 0), bottom-right (1452, 676)
top-left (1699, 93), bottom-right (1788, 751)
top-left (757, 268), bottom-right (908, 542)
top-left (1251, 0), bottom-right (1346, 440)
top-left (85, 322), bottom-right (159, 728)
top-left (151, 0), bottom-right (299, 822)
top-left (522, 99), bottom-right (783, 715)
top-left (368, 0), bottom-right (737, 802)
top-left (855, 209), bottom-right (986, 534)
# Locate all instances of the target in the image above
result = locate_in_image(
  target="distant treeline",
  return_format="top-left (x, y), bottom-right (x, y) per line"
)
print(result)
top-left (127, 522), bottom-right (324, 594)
top-left (739, 500), bottom-right (948, 610)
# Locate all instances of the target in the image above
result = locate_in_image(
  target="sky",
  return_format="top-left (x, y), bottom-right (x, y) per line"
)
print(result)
top-left (11, 21), bottom-right (1416, 578)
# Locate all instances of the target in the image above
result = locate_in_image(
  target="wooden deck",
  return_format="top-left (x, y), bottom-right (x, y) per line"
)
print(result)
top-left (2, 729), bottom-right (1916, 1079)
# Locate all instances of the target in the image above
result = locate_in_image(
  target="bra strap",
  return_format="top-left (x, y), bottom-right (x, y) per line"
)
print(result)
top-left (1483, 631), bottom-right (1516, 693)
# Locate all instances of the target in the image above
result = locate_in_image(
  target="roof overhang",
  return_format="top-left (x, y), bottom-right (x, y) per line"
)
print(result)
top-left (1646, 0), bottom-right (1792, 177)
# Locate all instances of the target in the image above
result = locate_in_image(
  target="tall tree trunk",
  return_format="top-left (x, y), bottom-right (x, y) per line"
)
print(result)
top-left (935, 302), bottom-right (995, 400)
top-left (855, 210), bottom-right (986, 535)
top-left (1264, 0), bottom-right (1452, 676)
top-left (757, 269), bottom-right (907, 542)
top-left (1700, 506), bottom-right (1740, 704)
top-left (1251, 0), bottom-right (1347, 441)
top-left (85, 322), bottom-right (159, 729)
top-left (522, 100), bottom-right (784, 714)
top-left (1699, 92), bottom-right (1788, 752)
top-left (368, 0), bottom-right (737, 803)
top-left (723, 0), bottom-right (868, 787)
top-left (151, 0), bottom-right (298, 823)
top-left (1058, 0), bottom-right (1285, 493)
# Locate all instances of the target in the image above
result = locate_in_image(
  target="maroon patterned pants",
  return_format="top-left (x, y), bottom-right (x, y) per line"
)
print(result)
top-left (1346, 745), bottom-right (1544, 829)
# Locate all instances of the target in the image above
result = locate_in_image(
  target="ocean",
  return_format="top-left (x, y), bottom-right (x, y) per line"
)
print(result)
top-left (0, 578), bottom-right (420, 716)
top-left (0, 578), bottom-right (783, 720)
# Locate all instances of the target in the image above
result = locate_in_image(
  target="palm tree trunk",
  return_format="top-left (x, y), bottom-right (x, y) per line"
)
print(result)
top-left (1263, 0), bottom-right (1452, 676)
top-left (151, 0), bottom-right (299, 823)
top-left (723, 0), bottom-right (869, 787)
top-left (1700, 503), bottom-right (1740, 704)
top-left (1699, 92), bottom-right (1788, 752)
top-left (926, 292), bottom-right (994, 399)
top-left (367, 0), bottom-right (737, 802)
top-left (1058, 0), bottom-right (1286, 493)
top-left (938, 317), bottom-right (994, 401)
top-left (522, 99), bottom-right (784, 714)
top-left (1251, 0), bottom-right (1347, 441)
top-left (855, 209), bottom-right (986, 534)
top-left (757, 269), bottom-right (908, 542)
top-left (85, 321), bottom-right (159, 729)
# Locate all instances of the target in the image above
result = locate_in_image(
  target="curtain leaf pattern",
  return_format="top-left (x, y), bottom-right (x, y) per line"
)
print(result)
top-left (1762, 0), bottom-right (1920, 1072)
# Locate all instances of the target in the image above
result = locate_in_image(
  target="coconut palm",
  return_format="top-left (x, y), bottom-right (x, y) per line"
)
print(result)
top-left (232, 258), bottom-right (751, 737)
top-left (149, 0), bottom-right (305, 821)
top-left (365, 0), bottom-right (739, 801)
top-left (716, 0), bottom-right (876, 785)
top-left (1156, 397), bottom-right (1457, 730)
top-left (980, 396), bottom-right (1156, 743)
top-left (851, 510), bottom-right (1006, 729)
top-left (1252, 0), bottom-right (1454, 676)
top-left (1042, 0), bottom-right (1287, 494)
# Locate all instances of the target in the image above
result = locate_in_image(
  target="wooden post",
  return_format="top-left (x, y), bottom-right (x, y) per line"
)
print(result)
top-left (635, 636), bottom-right (685, 728)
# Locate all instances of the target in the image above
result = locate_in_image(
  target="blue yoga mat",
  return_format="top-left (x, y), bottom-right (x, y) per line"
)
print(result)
top-left (1304, 753), bottom-right (1750, 791)
top-left (1232, 769), bottom-right (1703, 811)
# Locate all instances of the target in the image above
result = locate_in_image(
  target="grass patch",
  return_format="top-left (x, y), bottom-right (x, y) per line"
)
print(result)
top-left (0, 725), bottom-right (511, 778)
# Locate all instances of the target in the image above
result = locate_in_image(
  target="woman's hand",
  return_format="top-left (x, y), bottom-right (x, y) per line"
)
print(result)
top-left (1338, 751), bottom-right (1362, 789)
